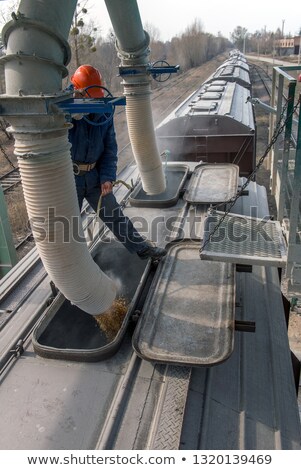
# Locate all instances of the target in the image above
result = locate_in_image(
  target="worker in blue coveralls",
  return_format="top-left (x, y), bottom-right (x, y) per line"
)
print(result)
top-left (68, 64), bottom-right (167, 261)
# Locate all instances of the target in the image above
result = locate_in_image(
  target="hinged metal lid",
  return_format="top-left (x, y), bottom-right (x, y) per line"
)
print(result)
top-left (184, 163), bottom-right (239, 204)
top-left (132, 241), bottom-right (235, 367)
top-left (199, 92), bottom-right (222, 100)
top-left (191, 101), bottom-right (217, 112)
top-left (206, 85), bottom-right (225, 92)
top-left (208, 80), bottom-right (227, 86)
top-left (200, 211), bottom-right (287, 267)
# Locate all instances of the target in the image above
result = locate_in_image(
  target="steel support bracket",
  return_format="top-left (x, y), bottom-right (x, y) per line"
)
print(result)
top-left (249, 96), bottom-right (299, 125)
top-left (0, 94), bottom-right (126, 117)
top-left (119, 64), bottom-right (180, 78)
top-left (9, 339), bottom-right (24, 357)
top-left (56, 96), bottom-right (126, 115)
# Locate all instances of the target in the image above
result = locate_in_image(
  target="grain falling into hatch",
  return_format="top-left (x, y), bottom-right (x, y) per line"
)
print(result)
top-left (94, 297), bottom-right (128, 341)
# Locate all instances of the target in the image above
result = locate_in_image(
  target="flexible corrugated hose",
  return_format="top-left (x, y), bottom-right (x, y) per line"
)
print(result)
top-left (14, 126), bottom-right (116, 315)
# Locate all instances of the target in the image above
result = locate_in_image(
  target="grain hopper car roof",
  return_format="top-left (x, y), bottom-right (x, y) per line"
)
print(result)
top-left (0, 162), bottom-right (300, 450)
top-left (157, 81), bottom-right (255, 136)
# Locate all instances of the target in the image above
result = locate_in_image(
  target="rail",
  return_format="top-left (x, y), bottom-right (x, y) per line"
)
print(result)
top-left (0, 168), bottom-right (21, 193)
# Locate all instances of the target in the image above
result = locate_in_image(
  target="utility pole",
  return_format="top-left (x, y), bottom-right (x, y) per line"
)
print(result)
top-left (243, 31), bottom-right (248, 54)
top-left (282, 19), bottom-right (285, 37)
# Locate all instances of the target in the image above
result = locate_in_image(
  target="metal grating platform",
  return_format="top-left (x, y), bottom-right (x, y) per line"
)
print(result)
top-left (200, 211), bottom-right (287, 267)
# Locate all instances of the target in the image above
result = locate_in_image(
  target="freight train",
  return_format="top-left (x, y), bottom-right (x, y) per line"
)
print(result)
top-left (0, 0), bottom-right (300, 451)
top-left (156, 49), bottom-right (255, 176)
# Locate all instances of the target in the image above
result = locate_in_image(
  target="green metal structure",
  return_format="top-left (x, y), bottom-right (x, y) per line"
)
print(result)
top-left (0, 185), bottom-right (17, 278)
top-left (269, 65), bottom-right (301, 291)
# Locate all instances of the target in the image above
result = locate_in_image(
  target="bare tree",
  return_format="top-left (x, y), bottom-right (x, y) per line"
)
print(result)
top-left (93, 31), bottom-right (120, 92)
top-left (230, 26), bottom-right (248, 51)
top-left (143, 22), bottom-right (167, 64)
top-left (177, 20), bottom-right (207, 70)
top-left (0, 0), bottom-right (19, 24)
top-left (69, 1), bottom-right (98, 70)
top-left (144, 22), bottom-right (161, 43)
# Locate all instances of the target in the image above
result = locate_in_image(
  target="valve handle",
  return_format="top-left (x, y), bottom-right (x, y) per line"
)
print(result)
top-left (151, 60), bottom-right (172, 82)
top-left (83, 85), bottom-right (114, 127)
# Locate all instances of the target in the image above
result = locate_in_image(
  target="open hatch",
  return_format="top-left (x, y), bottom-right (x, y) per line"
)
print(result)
top-left (133, 240), bottom-right (236, 367)
top-left (129, 164), bottom-right (189, 208)
top-left (32, 238), bottom-right (149, 361)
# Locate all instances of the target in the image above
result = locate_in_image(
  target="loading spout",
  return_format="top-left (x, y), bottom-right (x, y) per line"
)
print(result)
top-left (104, 0), bottom-right (166, 195)
top-left (0, 0), bottom-right (116, 315)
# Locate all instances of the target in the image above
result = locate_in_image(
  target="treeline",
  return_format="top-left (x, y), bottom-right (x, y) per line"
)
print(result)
top-left (231, 25), bottom-right (301, 56)
top-left (0, 2), bottom-right (231, 95)
top-left (68, 19), bottom-right (231, 93)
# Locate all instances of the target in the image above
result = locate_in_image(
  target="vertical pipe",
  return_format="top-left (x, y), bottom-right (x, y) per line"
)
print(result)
top-left (3, 0), bottom-right (77, 95)
top-left (104, 0), bottom-right (166, 195)
top-left (1, 0), bottom-right (116, 314)
top-left (104, 0), bottom-right (146, 54)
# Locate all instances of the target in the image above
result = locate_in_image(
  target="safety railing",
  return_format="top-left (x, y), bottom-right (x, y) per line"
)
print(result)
top-left (269, 65), bottom-right (301, 290)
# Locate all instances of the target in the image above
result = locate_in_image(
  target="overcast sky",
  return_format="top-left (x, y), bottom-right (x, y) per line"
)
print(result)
top-left (98, 0), bottom-right (301, 40)
top-left (1, 0), bottom-right (301, 40)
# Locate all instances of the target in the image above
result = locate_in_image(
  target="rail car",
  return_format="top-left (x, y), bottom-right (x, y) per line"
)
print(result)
top-left (0, 48), bottom-right (300, 450)
top-left (205, 54), bottom-right (251, 89)
top-left (0, 0), bottom-right (300, 451)
top-left (156, 54), bottom-right (255, 176)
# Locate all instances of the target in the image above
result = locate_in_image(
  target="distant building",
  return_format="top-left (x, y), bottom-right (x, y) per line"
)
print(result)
top-left (275, 36), bottom-right (301, 56)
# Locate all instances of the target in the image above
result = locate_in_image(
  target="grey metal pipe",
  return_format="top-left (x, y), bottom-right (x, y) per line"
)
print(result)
top-left (104, 0), bottom-right (146, 54)
top-left (2, 0), bottom-right (76, 95)
top-left (104, 0), bottom-right (166, 195)
top-left (1, 0), bottom-right (116, 314)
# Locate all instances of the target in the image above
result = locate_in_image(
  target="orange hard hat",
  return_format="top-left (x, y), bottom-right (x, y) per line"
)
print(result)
top-left (71, 64), bottom-right (104, 98)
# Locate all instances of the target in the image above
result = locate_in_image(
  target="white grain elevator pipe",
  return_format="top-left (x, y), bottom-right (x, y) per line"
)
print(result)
top-left (104, 0), bottom-right (166, 195)
top-left (1, 0), bottom-right (116, 314)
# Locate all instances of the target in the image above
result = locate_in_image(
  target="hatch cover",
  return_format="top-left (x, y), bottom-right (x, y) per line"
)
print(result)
top-left (191, 101), bottom-right (217, 112)
top-left (200, 211), bottom-right (287, 267)
top-left (206, 85), bottom-right (225, 92)
top-left (184, 163), bottom-right (239, 204)
top-left (199, 91), bottom-right (222, 100)
top-left (132, 241), bottom-right (235, 367)
top-left (209, 80), bottom-right (227, 86)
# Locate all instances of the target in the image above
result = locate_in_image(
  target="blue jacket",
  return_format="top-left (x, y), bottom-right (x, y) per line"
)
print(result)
top-left (68, 114), bottom-right (118, 188)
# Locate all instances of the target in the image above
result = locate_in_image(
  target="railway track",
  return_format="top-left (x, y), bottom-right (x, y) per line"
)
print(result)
top-left (250, 63), bottom-right (272, 97)
top-left (251, 63), bottom-right (299, 147)
top-left (0, 167), bottom-right (21, 193)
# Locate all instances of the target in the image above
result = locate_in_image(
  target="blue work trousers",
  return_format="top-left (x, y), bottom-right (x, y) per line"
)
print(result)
top-left (76, 185), bottom-right (148, 254)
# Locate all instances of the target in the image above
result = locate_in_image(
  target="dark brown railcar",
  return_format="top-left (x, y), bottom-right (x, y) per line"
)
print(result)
top-left (156, 56), bottom-right (256, 177)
